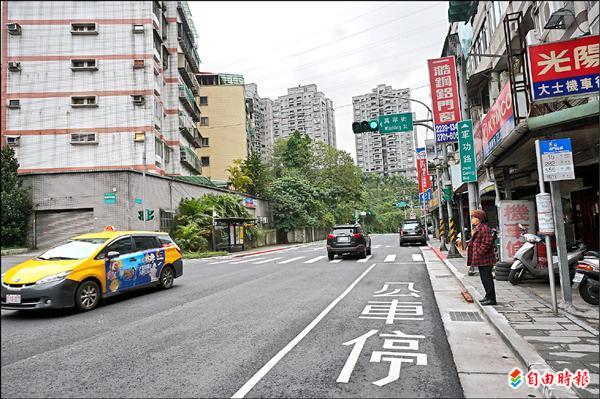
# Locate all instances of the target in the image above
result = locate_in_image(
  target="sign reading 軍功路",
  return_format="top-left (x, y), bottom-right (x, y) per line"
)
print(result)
top-left (528, 35), bottom-right (600, 102)
top-left (457, 120), bottom-right (476, 183)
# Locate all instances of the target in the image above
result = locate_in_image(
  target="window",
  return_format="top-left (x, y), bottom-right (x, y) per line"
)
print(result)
top-left (71, 96), bottom-right (97, 107)
top-left (8, 99), bottom-right (20, 109)
top-left (199, 96), bottom-right (208, 105)
top-left (133, 236), bottom-right (159, 251)
top-left (7, 22), bottom-right (21, 35)
top-left (201, 156), bottom-right (210, 166)
top-left (71, 23), bottom-right (97, 35)
top-left (201, 137), bottom-right (209, 147)
top-left (132, 24), bottom-right (144, 34)
top-left (97, 237), bottom-right (135, 259)
top-left (132, 95), bottom-right (145, 106)
top-left (159, 213), bottom-right (175, 234)
top-left (164, 146), bottom-right (171, 163)
top-left (492, 1), bottom-right (508, 28)
top-left (155, 138), bottom-right (164, 158)
top-left (200, 117), bottom-right (209, 126)
top-left (133, 59), bottom-right (145, 69)
top-left (71, 133), bottom-right (98, 144)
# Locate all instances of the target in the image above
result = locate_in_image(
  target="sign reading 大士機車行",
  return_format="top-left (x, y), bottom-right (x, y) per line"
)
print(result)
top-left (457, 120), bottom-right (476, 183)
top-left (378, 113), bottom-right (413, 134)
top-left (428, 56), bottom-right (461, 143)
top-left (540, 138), bottom-right (575, 181)
top-left (528, 35), bottom-right (600, 102)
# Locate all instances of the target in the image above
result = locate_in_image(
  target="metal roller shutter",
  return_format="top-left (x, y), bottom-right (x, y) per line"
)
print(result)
top-left (35, 209), bottom-right (94, 249)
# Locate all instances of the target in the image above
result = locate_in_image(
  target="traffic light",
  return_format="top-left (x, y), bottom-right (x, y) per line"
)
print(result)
top-left (138, 210), bottom-right (144, 221)
top-left (146, 209), bottom-right (154, 221)
top-left (352, 120), bottom-right (379, 134)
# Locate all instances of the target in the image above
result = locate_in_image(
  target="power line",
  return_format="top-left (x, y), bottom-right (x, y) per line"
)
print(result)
top-left (213, 2), bottom-right (396, 70)
top-left (236, 3), bottom-right (443, 74)
top-left (249, 18), bottom-right (446, 84)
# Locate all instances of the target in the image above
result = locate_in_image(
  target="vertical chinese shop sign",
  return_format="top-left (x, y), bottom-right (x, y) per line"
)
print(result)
top-left (427, 56), bottom-right (461, 143)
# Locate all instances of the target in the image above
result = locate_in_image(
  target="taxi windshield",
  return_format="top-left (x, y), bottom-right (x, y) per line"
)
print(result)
top-left (37, 238), bottom-right (108, 260)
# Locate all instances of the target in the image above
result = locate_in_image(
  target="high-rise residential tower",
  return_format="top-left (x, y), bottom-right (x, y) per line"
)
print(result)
top-left (353, 84), bottom-right (417, 178)
top-left (272, 84), bottom-right (336, 147)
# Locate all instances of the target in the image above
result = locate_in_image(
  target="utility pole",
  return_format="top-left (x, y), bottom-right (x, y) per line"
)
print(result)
top-left (142, 133), bottom-right (147, 230)
top-left (444, 144), bottom-right (462, 258)
top-left (435, 143), bottom-right (448, 251)
top-left (535, 140), bottom-right (558, 315)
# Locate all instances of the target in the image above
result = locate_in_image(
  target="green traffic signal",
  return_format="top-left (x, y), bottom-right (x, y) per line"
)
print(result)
top-left (147, 209), bottom-right (154, 221)
top-left (352, 120), bottom-right (380, 134)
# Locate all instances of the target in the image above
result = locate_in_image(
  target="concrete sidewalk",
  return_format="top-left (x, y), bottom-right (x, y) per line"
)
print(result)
top-left (426, 239), bottom-right (599, 398)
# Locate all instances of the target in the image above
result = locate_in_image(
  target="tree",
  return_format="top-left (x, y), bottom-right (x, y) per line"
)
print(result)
top-left (271, 131), bottom-right (313, 177)
top-left (226, 159), bottom-right (252, 193)
top-left (1, 146), bottom-right (32, 247)
top-left (244, 150), bottom-right (271, 198)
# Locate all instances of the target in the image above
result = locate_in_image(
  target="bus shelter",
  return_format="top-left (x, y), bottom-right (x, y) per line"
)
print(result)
top-left (213, 217), bottom-right (255, 252)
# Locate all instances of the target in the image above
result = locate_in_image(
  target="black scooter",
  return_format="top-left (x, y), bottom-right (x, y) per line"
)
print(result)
top-left (572, 251), bottom-right (599, 306)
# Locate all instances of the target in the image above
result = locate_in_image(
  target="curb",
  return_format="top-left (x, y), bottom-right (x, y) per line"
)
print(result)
top-left (0, 248), bottom-right (29, 256)
top-left (426, 242), bottom-right (579, 399)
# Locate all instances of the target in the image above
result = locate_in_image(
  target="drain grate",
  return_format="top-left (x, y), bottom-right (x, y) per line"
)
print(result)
top-left (435, 275), bottom-right (453, 278)
top-left (449, 311), bottom-right (484, 322)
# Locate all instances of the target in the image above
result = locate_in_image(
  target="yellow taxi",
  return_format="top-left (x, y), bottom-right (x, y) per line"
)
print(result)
top-left (1, 231), bottom-right (183, 311)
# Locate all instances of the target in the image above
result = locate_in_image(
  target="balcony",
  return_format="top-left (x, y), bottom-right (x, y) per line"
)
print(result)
top-left (178, 53), bottom-right (200, 94)
top-left (178, 84), bottom-right (200, 120)
top-left (179, 112), bottom-right (202, 148)
top-left (180, 146), bottom-right (202, 174)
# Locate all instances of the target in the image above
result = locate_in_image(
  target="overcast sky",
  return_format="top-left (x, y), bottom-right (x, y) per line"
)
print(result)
top-left (189, 1), bottom-right (449, 159)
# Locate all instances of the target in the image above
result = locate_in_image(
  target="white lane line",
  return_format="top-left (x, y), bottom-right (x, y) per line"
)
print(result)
top-left (230, 258), bottom-right (263, 265)
top-left (372, 244), bottom-right (382, 249)
top-left (412, 254), bottom-right (424, 262)
top-left (385, 245), bottom-right (393, 248)
top-left (253, 257), bottom-right (281, 264)
top-left (305, 256), bottom-right (326, 264)
top-left (357, 255), bottom-right (373, 263)
top-left (209, 260), bottom-right (232, 265)
top-left (231, 263), bottom-right (378, 399)
top-left (384, 254), bottom-right (397, 262)
top-left (330, 258), bottom-right (343, 263)
top-left (278, 256), bottom-right (305, 264)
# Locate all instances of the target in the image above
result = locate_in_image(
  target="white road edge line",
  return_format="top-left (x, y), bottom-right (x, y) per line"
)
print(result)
top-left (305, 256), bottom-right (325, 263)
top-left (231, 263), bottom-right (378, 399)
top-left (357, 255), bottom-right (373, 263)
top-left (278, 256), bottom-right (305, 264)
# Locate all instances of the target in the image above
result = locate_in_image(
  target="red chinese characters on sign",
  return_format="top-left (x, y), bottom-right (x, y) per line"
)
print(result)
top-left (416, 148), bottom-right (431, 194)
top-left (427, 56), bottom-right (461, 125)
top-left (528, 35), bottom-right (600, 100)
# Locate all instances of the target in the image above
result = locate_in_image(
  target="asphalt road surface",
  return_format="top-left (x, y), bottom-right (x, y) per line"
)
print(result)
top-left (1, 234), bottom-right (462, 398)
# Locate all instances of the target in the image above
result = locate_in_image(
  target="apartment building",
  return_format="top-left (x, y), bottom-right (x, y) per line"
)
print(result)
top-left (196, 72), bottom-right (248, 182)
top-left (0, 1), bottom-right (211, 247)
top-left (272, 84), bottom-right (336, 148)
top-left (2, 0), bottom-right (203, 176)
top-left (245, 83), bottom-right (274, 162)
top-left (353, 84), bottom-right (416, 178)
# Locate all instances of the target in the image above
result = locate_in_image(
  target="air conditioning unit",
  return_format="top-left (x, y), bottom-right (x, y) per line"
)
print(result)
top-left (7, 23), bottom-right (21, 35)
top-left (6, 136), bottom-right (20, 146)
top-left (7, 99), bottom-right (20, 109)
top-left (133, 59), bottom-right (145, 69)
top-left (525, 30), bottom-right (540, 47)
top-left (132, 95), bottom-right (145, 106)
top-left (8, 61), bottom-right (21, 71)
top-left (132, 24), bottom-right (144, 34)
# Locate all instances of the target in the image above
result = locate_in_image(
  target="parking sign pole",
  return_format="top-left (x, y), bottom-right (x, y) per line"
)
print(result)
top-left (535, 140), bottom-right (558, 315)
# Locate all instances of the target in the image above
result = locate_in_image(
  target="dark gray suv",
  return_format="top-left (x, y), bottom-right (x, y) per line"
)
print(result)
top-left (327, 224), bottom-right (372, 260)
top-left (399, 219), bottom-right (427, 246)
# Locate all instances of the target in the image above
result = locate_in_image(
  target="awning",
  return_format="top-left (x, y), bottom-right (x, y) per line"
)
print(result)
top-left (527, 101), bottom-right (599, 131)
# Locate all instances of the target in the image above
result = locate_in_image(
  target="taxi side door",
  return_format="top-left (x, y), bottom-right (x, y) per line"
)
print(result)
top-left (95, 236), bottom-right (138, 296)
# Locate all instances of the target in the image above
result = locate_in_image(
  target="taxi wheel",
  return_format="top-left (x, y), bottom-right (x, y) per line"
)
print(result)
top-left (75, 280), bottom-right (100, 311)
top-left (159, 266), bottom-right (174, 290)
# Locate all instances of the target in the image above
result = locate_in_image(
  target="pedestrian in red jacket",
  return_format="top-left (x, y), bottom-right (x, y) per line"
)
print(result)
top-left (467, 209), bottom-right (497, 305)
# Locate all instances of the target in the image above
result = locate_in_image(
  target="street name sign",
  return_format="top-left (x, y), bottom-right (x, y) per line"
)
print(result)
top-left (104, 192), bottom-right (116, 204)
top-left (540, 138), bottom-right (575, 181)
top-left (378, 113), bottom-right (413, 134)
top-left (457, 119), bottom-right (476, 183)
